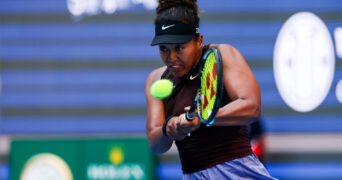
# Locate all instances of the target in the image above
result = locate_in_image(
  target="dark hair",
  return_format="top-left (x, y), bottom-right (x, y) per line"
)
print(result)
top-left (154, 0), bottom-right (200, 28)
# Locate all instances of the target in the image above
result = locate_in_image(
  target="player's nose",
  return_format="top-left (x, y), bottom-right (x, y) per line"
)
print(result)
top-left (168, 50), bottom-right (178, 62)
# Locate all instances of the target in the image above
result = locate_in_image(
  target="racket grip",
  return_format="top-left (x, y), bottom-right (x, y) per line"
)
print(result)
top-left (185, 111), bottom-right (194, 121)
top-left (185, 112), bottom-right (193, 137)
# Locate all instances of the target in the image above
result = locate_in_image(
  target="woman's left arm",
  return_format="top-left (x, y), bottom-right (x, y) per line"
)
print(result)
top-left (212, 44), bottom-right (261, 126)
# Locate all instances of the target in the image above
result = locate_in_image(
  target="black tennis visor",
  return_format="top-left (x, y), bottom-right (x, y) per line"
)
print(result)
top-left (151, 21), bottom-right (199, 46)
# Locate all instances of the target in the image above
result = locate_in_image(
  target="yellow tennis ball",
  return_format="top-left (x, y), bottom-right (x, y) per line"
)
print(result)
top-left (150, 79), bottom-right (173, 99)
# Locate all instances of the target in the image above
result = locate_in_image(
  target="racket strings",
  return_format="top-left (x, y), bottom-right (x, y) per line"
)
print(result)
top-left (200, 52), bottom-right (218, 121)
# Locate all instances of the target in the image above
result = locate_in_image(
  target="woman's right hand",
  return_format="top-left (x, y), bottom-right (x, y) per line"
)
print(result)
top-left (165, 116), bottom-right (191, 141)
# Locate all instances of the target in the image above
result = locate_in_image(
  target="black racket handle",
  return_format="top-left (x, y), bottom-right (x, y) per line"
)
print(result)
top-left (185, 111), bottom-right (195, 121)
top-left (185, 111), bottom-right (195, 136)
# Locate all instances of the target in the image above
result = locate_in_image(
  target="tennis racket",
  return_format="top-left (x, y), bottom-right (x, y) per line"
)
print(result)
top-left (185, 47), bottom-right (224, 126)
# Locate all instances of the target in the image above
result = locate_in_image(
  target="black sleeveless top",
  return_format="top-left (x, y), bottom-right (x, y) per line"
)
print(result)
top-left (161, 45), bottom-right (252, 174)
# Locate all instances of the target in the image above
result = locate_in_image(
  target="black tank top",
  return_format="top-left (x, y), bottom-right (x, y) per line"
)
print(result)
top-left (161, 45), bottom-right (252, 174)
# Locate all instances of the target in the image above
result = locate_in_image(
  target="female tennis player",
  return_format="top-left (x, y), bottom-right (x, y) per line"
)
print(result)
top-left (145, 0), bottom-right (277, 179)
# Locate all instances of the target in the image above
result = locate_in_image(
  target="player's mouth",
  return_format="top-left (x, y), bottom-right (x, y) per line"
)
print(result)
top-left (168, 64), bottom-right (184, 71)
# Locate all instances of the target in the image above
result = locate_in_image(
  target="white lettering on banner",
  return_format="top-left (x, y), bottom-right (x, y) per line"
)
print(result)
top-left (67, 0), bottom-right (157, 16)
top-left (334, 27), bottom-right (342, 104)
top-left (132, 0), bottom-right (158, 9)
top-left (334, 27), bottom-right (342, 59)
top-left (336, 80), bottom-right (342, 104)
top-left (87, 164), bottom-right (145, 180)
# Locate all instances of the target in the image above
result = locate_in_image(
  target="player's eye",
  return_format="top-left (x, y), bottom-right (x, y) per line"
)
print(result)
top-left (175, 46), bottom-right (183, 52)
top-left (159, 45), bottom-right (168, 52)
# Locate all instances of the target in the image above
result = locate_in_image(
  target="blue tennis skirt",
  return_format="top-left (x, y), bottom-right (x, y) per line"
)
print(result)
top-left (183, 154), bottom-right (278, 180)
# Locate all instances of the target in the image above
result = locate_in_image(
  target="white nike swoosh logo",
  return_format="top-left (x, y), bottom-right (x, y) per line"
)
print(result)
top-left (189, 73), bottom-right (199, 80)
top-left (162, 24), bottom-right (175, 30)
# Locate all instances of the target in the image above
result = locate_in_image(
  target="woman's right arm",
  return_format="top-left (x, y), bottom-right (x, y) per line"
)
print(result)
top-left (145, 67), bottom-right (173, 154)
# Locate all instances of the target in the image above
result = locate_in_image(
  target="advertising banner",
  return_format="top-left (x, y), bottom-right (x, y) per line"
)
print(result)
top-left (10, 137), bottom-right (156, 180)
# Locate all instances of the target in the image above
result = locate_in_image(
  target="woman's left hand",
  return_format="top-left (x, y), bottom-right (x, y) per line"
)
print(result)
top-left (179, 107), bottom-right (201, 133)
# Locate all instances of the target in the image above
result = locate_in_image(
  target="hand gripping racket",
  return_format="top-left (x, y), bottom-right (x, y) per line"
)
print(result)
top-left (185, 48), bottom-right (224, 127)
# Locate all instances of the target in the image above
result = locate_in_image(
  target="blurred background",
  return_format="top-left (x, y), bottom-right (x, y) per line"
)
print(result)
top-left (0, 0), bottom-right (341, 179)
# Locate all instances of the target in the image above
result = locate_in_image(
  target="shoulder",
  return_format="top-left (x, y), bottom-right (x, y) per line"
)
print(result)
top-left (209, 44), bottom-right (242, 59)
top-left (208, 44), bottom-right (246, 66)
top-left (146, 66), bottom-right (167, 85)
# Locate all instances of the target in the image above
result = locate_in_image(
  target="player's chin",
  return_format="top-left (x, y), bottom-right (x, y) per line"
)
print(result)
top-left (169, 66), bottom-right (187, 77)
top-left (172, 71), bottom-right (187, 78)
